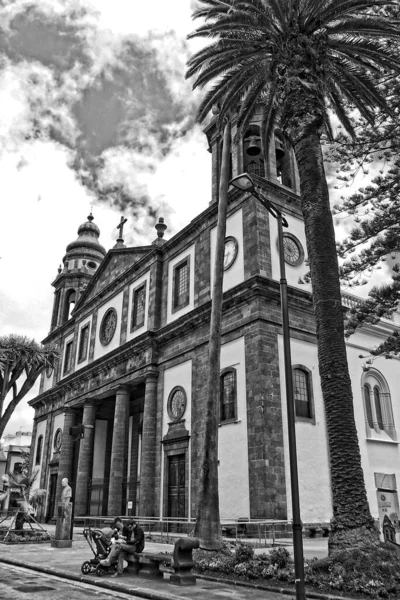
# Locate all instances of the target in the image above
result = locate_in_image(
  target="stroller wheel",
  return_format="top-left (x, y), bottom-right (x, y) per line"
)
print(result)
top-left (96, 564), bottom-right (107, 577)
top-left (81, 561), bottom-right (92, 575)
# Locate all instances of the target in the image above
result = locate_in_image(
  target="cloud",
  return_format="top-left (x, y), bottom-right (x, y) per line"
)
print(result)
top-left (0, 0), bottom-right (201, 222)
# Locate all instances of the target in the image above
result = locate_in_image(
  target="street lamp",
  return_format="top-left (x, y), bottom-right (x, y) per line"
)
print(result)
top-left (230, 173), bottom-right (306, 600)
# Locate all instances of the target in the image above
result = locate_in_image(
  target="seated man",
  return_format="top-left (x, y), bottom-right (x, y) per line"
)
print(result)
top-left (111, 520), bottom-right (145, 577)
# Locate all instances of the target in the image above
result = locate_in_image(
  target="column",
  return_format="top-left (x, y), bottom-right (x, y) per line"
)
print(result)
top-left (138, 373), bottom-right (158, 516)
top-left (74, 402), bottom-right (96, 516)
top-left (54, 408), bottom-right (76, 514)
top-left (108, 386), bottom-right (130, 515)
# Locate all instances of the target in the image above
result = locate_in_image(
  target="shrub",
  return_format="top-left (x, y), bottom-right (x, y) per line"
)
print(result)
top-left (269, 546), bottom-right (291, 569)
top-left (306, 544), bottom-right (400, 598)
top-left (235, 543), bottom-right (254, 563)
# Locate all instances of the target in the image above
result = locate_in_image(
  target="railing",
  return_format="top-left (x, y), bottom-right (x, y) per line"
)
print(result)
top-left (341, 291), bottom-right (395, 321)
top-left (78, 515), bottom-right (291, 548)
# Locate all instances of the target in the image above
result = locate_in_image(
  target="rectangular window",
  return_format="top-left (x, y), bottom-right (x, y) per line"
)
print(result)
top-left (220, 369), bottom-right (237, 423)
top-left (293, 368), bottom-right (312, 420)
top-left (173, 257), bottom-right (190, 311)
top-left (63, 341), bottom-right (73, 375)
top-left (77, 324), bottom-right (90, 363)
top-left (131, 283), bottom-right (147, 331)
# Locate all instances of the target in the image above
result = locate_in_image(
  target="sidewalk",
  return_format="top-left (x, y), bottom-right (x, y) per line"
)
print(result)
top-left (0, 527), bottom-right (344, 600)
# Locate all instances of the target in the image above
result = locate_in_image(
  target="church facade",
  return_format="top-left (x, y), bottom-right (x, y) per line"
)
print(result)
top-left (29, 115), bottom-right (400, 539)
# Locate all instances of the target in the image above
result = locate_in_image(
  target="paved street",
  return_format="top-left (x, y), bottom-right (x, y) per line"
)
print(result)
top-left (0, 563), bottom-right (147, 600)
top-left (0, 529), bottom-right (332, 600)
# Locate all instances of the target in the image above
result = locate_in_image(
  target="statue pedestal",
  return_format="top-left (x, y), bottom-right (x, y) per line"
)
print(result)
top-left (51, 502), bottom-right (72, 549)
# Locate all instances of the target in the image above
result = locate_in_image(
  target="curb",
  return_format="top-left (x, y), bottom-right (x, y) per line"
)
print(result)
top-left (0, 556), bottom-right (357, 600)
top-left (0, 557), bottom-right (180, 600)
top-left (196, 573), bottom-right (357, 600)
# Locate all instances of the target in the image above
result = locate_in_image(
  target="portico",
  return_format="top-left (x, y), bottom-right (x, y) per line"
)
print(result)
top-left (51, 371), bottom-right (159, 519)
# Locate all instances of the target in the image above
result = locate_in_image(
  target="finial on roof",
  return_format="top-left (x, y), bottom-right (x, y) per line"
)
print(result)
top-left (155, 217), bottom-right (167, 239)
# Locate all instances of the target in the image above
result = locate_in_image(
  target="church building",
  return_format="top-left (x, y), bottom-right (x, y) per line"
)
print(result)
top-left (29, 113), bottom-right (400, 540)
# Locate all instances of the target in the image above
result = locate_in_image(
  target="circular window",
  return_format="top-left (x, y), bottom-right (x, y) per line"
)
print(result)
top-left (100, 308), bottom-right (118, 346)
top-left (280, 233), bottom-right (304, 267)
top-left (54, 428), bottom-right (62, 452)
top-left (87, 261), bottom-right (97, 269)
top-left (167, 386), bottom-right (187, 422)
top-left (223, 236), bottom-right (239, 271)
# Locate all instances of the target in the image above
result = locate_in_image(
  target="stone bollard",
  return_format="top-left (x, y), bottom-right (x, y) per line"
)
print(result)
top-left (170, 537), bottom-right (200, 586)
top-left (51, 502), bottom-right (73, 548)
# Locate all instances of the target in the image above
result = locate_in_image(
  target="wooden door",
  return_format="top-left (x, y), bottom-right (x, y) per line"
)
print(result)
top-left (167, 454), bottom-right (185, 518)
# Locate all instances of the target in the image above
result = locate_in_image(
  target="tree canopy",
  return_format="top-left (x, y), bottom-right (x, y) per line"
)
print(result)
top-left (326, 5), bottom-right (400, 356)
top-left (0, 335), bottom-right (59, 439)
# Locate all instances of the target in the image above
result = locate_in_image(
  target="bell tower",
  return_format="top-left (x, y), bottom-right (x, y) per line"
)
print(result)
top-left (50, 214), bottom-right (106, 332)
top-left (204, 110), bottom-right (300, 203)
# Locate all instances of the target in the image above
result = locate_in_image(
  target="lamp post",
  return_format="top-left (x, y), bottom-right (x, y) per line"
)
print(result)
top-left (230, 173), bottom-right (306, 600)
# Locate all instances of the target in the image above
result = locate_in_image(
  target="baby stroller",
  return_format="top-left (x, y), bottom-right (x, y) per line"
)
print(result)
top-left (81, 527), bottom-right (117, 575)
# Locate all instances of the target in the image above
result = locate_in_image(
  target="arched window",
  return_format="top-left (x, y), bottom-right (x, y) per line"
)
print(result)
top-left (220, 368), bottom-right (237, 423)
top-left (373, 386), bottom-right (384, 430)
top-left (292, 366), bottom-right (314, 422)
top-left (61, 289), bottom-right (76, 324)
top-left (363, 384), bottom-right (373, 428)
top-left (35, 435), bottom-right (43, 465)
top-left (362, 370), bottom-right (396, 440)
top-left (274, 130), bottom-right (296, 190)
top-left (243, 125), bottom-right (265, 177)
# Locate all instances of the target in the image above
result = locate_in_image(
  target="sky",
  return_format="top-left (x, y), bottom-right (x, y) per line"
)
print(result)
top-left (0, 0), bottom-right (211, 438)
top-left (0, 0), bottom-right (392, 440)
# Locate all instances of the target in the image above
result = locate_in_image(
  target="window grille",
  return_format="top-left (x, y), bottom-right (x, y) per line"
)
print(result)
top-left (78, 325), bottom-right (89, 363)
top-left (173, 259), bottom-right (189, 309)
top-left (293, 368), bottom-right (312, 419)
top-left (220, 369), bottom-right (237, 422)
top-left (132, 284), bottom-right (146, 330)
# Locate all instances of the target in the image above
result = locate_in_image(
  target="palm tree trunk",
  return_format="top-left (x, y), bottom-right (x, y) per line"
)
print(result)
top-left (292, 129), bottom-right (379, 552)
top-left (194, 119), bottom-right (231, 549)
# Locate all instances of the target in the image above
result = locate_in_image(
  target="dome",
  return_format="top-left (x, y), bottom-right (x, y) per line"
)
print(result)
top-left (65, 214), bottom-right (106, 257)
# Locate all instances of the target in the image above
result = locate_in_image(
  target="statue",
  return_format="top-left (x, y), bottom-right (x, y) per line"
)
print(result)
top-left (51, 477), bottom-right (73, 548)
top-left (61, 478), bottom-right (72, 507)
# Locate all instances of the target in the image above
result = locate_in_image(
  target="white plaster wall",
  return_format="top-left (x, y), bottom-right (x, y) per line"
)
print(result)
top-left (346, 332), bottom-right (400, 522)
top-left (31, 419), bottom-right (47, 491)
top-left (269, 214), bottom-right (311, 292)
top-left (166, 245), bottom-right (195, 324)
top-left (218, 336), bottom-right (250, 519)
top-left (92, 420), bottom-right (108, 479)
top-left (93, 291), bottom-right (124, 360)
top-left (278, 336), bottom-right (332, 522)
top-left (50, 413), bottom-right (64, 460)
top-left (42, 368), bottom-right (54, 393)
top-left (210, 208), bottom-right (244, 293)
top-left (60, 332), bottom-right (74, 380)
top-left (74, 315), bottom-right (93, 371)
top-left (126, 271), bottom-right (151, 342)
top-left (160, 360), bottom-right (192, 517)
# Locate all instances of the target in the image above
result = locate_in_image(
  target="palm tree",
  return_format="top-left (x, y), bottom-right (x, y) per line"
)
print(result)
top-left (0, 335), bottom-right (59, 439)
top-left (186, 0), bottom-right (400, 552)
top-left (194, 117), bottom-right (231, 549)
